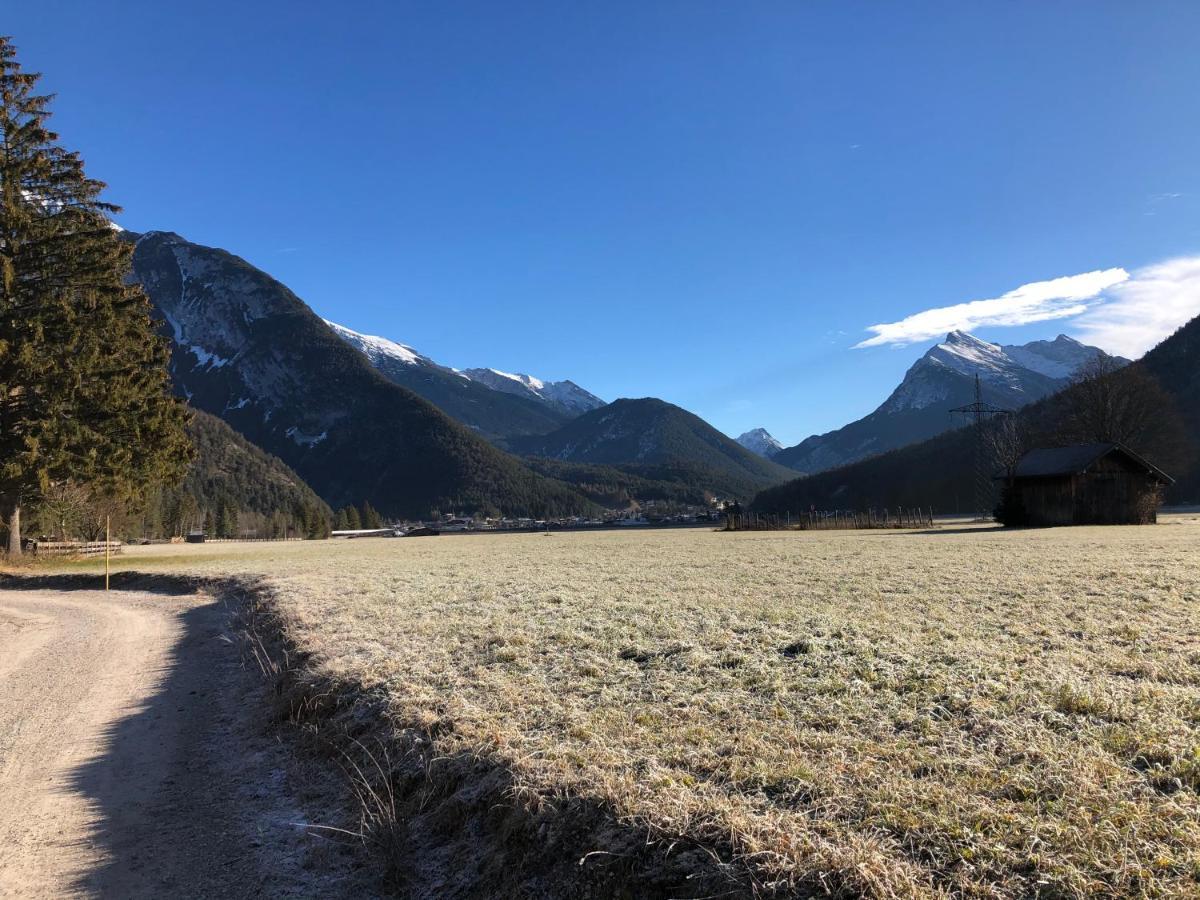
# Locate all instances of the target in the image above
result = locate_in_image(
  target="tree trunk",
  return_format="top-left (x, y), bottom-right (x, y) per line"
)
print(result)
top-left (5, 501), bottom-right (21, 556)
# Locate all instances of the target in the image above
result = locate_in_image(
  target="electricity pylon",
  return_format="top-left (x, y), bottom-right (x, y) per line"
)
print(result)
top-left (950, 374), bottom-right (1010, 520)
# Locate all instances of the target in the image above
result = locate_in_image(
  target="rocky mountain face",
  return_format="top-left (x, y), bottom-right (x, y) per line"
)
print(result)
top-left (460, 368), bottom-right (605, 418)
top-left (511, 398), bottom-right (797, 500)
top-left (324, 321), bottom-right (570, 442)
top-left (735, 428), bottom-right (783, 459)
top-left (775, 331), bottom-right (1124, 474)
top-left (127, 230), bottom-right (594, 518)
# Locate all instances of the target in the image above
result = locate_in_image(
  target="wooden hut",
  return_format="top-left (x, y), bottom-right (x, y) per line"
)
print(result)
top-left (999, 443), bottom-right (1173, 527)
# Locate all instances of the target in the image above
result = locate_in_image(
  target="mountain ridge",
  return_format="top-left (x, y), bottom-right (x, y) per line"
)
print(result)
top-left (512, 398), bottom-right (797, 501)
top-left (324, 320), bottom-right (570, 441)
top-left (775, 331), bottom-right (1124, 474)
top-left (460, 367), bottom-right (604, 417)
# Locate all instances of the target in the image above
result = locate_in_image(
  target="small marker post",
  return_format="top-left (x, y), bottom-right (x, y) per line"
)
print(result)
top-left (105, 515), bottom-right (110, 592)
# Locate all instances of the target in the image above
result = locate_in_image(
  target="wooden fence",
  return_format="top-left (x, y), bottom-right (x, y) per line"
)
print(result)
top-left (31, 540), bottom-right (123, 557)
top-left (194, 536), bottom-right (311, 543)
top-left (725, 507), bottom-right (934, 531)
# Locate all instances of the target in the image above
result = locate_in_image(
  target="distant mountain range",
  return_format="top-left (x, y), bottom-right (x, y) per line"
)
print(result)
top-left (127, 230), bottom-right (594, 518)
top-left (754, 316), bottom-right (1199, 513)
top-left (774, 331), bottom-right (1125, 474)
top-left (511, 398), bottom-right (796, 500)
top-left (736, 428), bottom-right (784, 459)
top-left (125, 226), bottom-right (1168, 519)
top-left (323, 320), bottom-right (580, 441)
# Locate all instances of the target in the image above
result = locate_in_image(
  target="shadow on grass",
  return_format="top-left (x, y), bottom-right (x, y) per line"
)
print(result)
top-left (0, 570), bottom-right (231, 596)
top-left (902, 523), bottom-right (1007, 536)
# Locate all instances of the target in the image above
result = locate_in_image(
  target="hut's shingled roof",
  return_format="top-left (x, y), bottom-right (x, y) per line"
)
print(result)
top-left (1013, 442), bottom-right (1174, 483)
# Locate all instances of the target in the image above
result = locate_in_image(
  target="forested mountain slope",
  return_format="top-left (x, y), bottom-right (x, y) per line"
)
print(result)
top-left (127, 230), bottom-right (594, 518)
top-left (159, 409), bottom-right (332, 537)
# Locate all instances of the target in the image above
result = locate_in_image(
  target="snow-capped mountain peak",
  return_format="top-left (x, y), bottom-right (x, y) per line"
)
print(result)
top-left (929, 331), bottom-right (1009, 377)
top-left (323, 320), bottom-right (427, 368)
top-left (736, 427), bottom-right (784, 459)
top-left (461, 367), bottom-right (605, 416)
top-left (880, 330), bottom-right (1120, 414)
top-left (775, 330), bottom-right (1125, 476)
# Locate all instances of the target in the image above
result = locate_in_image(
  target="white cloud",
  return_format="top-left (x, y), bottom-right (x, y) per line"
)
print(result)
top-left (855, 268), bottom-right (1129, 348)
top-left (1071, 256), bottom-right (1200, 358)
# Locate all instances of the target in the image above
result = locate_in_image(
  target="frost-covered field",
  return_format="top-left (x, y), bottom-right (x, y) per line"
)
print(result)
top-left (93, 519), bottom-right (1200, 896)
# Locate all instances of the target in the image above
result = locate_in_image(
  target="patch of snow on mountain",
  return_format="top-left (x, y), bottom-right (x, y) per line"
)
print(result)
top-left (285, 426), bottom-right (328, 446)
top-left (324, 320), bottom-right (424, 366)
top-left (488, 368), bottom-right (546, 391)
top-left (189, 345), bottom-right (230, 369)
top-left (461, 367), bottom-right (605, 415)
top-left (1001, 334), bottom-right (1119, 380)
top-left (156, 306), bottom-right (230, 369)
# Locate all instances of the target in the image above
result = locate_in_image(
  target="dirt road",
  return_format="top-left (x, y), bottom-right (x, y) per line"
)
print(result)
top-left (0, 585), bottom-right (376, 898)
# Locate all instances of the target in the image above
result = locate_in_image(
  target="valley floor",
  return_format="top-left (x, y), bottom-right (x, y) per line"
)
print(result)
top-left (25, 514), bottom-right (1200, 898)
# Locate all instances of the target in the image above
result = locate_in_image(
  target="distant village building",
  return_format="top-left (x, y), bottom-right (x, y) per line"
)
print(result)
top-left (999, 443), bottom-right (1173, 527)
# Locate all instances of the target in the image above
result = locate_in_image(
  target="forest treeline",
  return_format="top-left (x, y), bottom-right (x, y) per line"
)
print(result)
top-left (18, 411), bottom-right (332, 543)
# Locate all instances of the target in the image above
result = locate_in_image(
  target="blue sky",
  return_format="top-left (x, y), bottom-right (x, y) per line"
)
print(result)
top-left (10, 2), bottom-right (1200, 444)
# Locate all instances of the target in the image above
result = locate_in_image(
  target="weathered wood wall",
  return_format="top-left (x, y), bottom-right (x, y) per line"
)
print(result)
top-left (1016, 472), bottom-right (1161, 526)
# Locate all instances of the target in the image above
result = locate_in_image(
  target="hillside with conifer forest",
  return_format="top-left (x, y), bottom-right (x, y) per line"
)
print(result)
top-left (512, 398), bottom-right (797, 501)
top-left (21, 410), bottom-right (333, 542)
top-left (154, 410), bottom-right (332, 539)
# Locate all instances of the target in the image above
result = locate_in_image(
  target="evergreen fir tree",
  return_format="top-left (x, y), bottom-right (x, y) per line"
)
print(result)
top-left (305, 503), bottom-right (329, 539)
top-left (333, 506), bottom-right (349, 530)
top-left (343, 504), bottom-right (361, 530)
top-left (294, 501), bottom-right (311, 538)
top-left (203, 507), bottom-right (216, 537)
top-left (360, 500), bottom-right (383, 529)
top-left (0, 37), bottom-right (190, 553)
top-left (217, 498), bottom-right (237, 538)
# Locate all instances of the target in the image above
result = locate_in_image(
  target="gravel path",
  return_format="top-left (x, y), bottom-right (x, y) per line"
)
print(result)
top-left (0, 586), bottom-right (377, 898)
